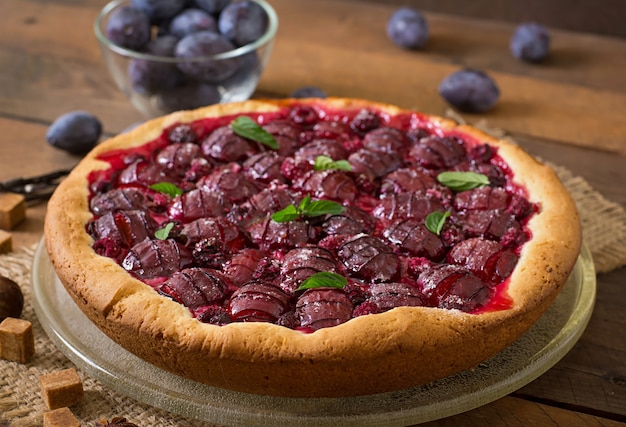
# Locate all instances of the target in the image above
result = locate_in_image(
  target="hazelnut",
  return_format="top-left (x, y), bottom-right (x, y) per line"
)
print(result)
top-left (0, 276), bottom-right (24, 321)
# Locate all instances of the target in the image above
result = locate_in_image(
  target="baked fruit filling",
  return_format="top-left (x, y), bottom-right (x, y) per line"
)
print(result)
top-left (85, 103), bottom-right (535, 332)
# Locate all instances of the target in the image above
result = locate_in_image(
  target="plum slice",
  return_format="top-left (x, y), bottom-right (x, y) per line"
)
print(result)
top-left (155, 142), bottom-right (203, 178)
top-left (229, 281), bottom-right (290, 322)
top-left (446, 237), bottom-right (518, 285)
top-left (201, 125), bottom-right (256, 163)
top-left (380, 167), bottom-right (437, 196)
top-left (293, 169), bottom-right (358, 202)
top-left (338, 234), bottom-right (400, 282)
top-left (382, 218), bottom-right (445, 260)
top-left (368, 281), bottom-right (424, 312)
top-left (122, 239), bottom-right (193, 279)
top-left (168, 188), bottom-right (227, 222)
top-left (90, 187), bottom-right (149, 216)
top-left (417, 264), bottom-right (490, 312)
top-left (408, 136), bottom-right (466, 169)
top-left (280, 246), bottom-right (337, 294)
top-left (373, 191), bottom-right (444, 222)
top-left (296, 288), bottom-right (353, 330)
top-left (158, 267), bottom-right (229, 309)
top-left (89, 210), bottom-right (157, 248)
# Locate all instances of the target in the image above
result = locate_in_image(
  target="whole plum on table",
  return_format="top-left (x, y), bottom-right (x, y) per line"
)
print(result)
top-left (291, 86), bottom-right (327, 99)
top-left (386, 7), bottom-right (429, 49)
top-left (219, 0), bottom-right (269, 46)
top-left (438, 68), bottom-right (500, 113)
top-left (0, 276), bottom-right (24, 322)
top-left (46, 111), bottom-right (102, 155)
top-left (105, 5), bottom-right (151, 50)
top-left (510, 22), bottom-right (551, 62)
top-left (174, 31), bottom-right (240, 82)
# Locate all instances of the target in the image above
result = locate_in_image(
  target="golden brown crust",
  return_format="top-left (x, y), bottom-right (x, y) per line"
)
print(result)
top-left (44, 98), bottom-right (582, 397)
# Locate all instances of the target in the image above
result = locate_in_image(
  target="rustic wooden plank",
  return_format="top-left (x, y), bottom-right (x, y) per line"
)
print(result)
top-left (260, 39), bottom-right (626, 153)
top-left (0, 0), bottom-right (145, 132)
top-left (1, 1), bottom-right (625, 424)
top-left (349, 0), bottom-right (626, 39)
top-left (514, 134), bottom-right (626, 208)
top-left (420, 395), bottom-right (626, 426)
top-left (0, 117), bottom-right (79, 249)
top-left (515, 266), bottom-right (626, 419)
top-left (506, 133), bottom-right (626, 418)
top-left (261, 0), bottom-right (626, 153)
top-left (1, 0), bottom-right (626, 152)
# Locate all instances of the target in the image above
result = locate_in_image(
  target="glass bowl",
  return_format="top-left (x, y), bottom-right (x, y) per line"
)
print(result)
top-left (94, 0), bottom-right (278, 118)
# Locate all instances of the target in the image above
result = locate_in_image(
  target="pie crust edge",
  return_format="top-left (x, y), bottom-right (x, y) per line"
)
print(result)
top-left (44, 98), bottom-right (582, 397)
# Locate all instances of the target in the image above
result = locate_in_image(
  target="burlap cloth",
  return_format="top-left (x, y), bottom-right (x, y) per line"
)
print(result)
top-left (2, 130), bottom-right (626, 426)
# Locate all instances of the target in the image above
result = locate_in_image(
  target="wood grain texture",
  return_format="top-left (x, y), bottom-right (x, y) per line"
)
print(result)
top-left (349, 0), bottom-right (626, 38)
top-left (260, 0), bottom-right (626, 152)
top-left (1, 0), bottom-right (625, 423)
top-left (1, 0), bottom-right (625, 152)
top-left (420, 396), bottom-right (626, 426)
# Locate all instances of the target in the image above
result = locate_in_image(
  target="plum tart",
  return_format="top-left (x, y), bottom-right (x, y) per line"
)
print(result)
top-left (44, 98), bottom-right (581, 397)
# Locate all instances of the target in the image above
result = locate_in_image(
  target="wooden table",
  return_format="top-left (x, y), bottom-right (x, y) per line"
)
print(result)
top-left (1, 0), bottom-right (625, 425)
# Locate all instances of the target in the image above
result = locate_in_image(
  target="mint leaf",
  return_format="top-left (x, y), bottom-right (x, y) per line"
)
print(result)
top-left (298, 194), bottom-right (312, 212)
top-left (302, 199), bottom-right (345, 217)
top-left (425, 211), bottom-right (451, 235)
top-left (271, 205), bottom-right (300, 223)
top-left (231, 116), bottom-right (279, 150)
top-left (296, 271), bottom-right (348, 291)
top-left (437, 171), bottom-right (489, 191)
top-left (314, 155), bottom-right (352, 172)
top-left (155, 222), bottom-right (175, 240)
top-left (271, 196), bottom-right (345, 223)
top-left (150, 182), bottom-right (183, 198)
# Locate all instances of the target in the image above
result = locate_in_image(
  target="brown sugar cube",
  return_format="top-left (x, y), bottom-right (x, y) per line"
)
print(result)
top-left (43, 407), bottom-right (81, 427)
top-left (39, 368), bottom-right (84, 410)
top-left (0, 192), bottom-right (26, 230)
top-left (0, 317), bottom-right (35, 363)
top-left (0, 229), bottom-right (11, 254)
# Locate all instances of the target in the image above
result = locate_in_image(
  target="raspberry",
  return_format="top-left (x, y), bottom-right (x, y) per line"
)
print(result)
top-left (350, 109), bottom-right (381, 136)
top-left (253, 257), bottom-right (282, 281)
top-left (341, 137), bottom-right (364, 154)
top-left (386, 7), bottom-right (429, 50)
top-left (468, 144), bottom-right (494, 163)
top-left (344, 281), bottom-right (368, 305)
top-left (501, 226), bottom-right (528, 248)
top-left (354, 175), bottom-right (379, 194)
top-left (280, 157), bottom-right (311, 181)
top-left (407, 256), bottom-right (433, 277)
top-left (353, 301), bottom-right (379, 317)
top-left (507, 194), bottom-right (533, 218)
top-left (93, 237), bottom-right (128, 263)
top-left (184, 158), bottom-right (212, 182)
top-left (318, 234), bottom-right (350, 252)
top-left (290, 105), bottom-right (318, 127)
top-left (276, 311), bottom-right (299, 329)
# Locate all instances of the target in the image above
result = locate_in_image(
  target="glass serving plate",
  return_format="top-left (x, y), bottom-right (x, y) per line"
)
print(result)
top-left (31, 239), bottom-right (596, 427)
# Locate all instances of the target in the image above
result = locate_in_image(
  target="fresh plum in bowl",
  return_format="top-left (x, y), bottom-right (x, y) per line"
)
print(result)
top-left (94, 0), bottom-right (278, 118)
